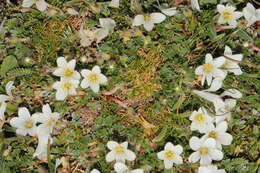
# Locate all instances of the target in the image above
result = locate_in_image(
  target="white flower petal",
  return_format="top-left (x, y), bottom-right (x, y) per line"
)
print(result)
top-left (56, 89), bottom-right (67, 101)
top-left (143, 22), bottom-right (154, 31)
top-left (57, 57), bottom-right (67, 67)
top-left (150, 13), bottom-right (166, 23)
top-left (209, 149), bottom-right (223, 160)
top-left (22, 0), bottom-right (34, 8)
top-left (191, 0), bottom-right (201, 11)
top-left (5, 81), bottom-right (15, 97)
top-left (161, 7), bottom-right (177, 16)
top-left (99, 74), bottom-right (107, 84)
top-left (188, 151), bottom-right (200, 163)
top-left (90, 83), bottom-right (100, 93)
top-left (36, 0), bottom-right (47, 11)
top-left (132, 15), bottom-right (144, 26)
top-left (107, 141), bottom-right (118, 150)
top-left (131, 169), bottom-right (144, 173)
top-left (217, 4), bottom-right (225, 13)
top-left (164, 159), bottom-right (173, 169)
top-left (204, 77), bottom-right (223, 92)
top-left (10, 117), bottom-right (23, 128)
top-left (18, 107), bottom-right (31, 119)
top-left (173, 155), bottom-right (183, 165)
top-left (200, 155), bottom-right (212, 165)
top-left (218, 133), bottom-right (233, 145)
top-left (109, 0), bottom-right (120, 8)
top-left (157, 151), bottom-right (165, 160)
top-left (125, 149), bottom-right (136, 161)
top-left (195, 66), bottom-right (204, 75)
top-left (205, 54), bottom-right (213, 63)
top-left (81, 69), bottom-right (91, 77)
top-left (16, 129), bottom-right (27, 136)
top-left (204, 138), bottom-right (216, 148)
top-left (165, 142), bottom-right (175, 150)
top-left (80, 79), bottom-right (90, 89)
top-left (189, 136), bottom-right (201, 150)
top-left (220, 89), bottom-right (242, 98)
top-left (92, 65), bottom-right (101, 74)
top-left (105, 151), bottom-right (115, 162)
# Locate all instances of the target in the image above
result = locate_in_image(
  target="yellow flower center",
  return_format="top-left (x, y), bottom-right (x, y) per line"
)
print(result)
top-left (199, 147), bottom-right (209, 155)
top-left (203, 63), bottom-right (214, 73)
top-left (24, 120), bottom-right (33, 128)
top-left (144, 14), bottom-right (151, 22)
top-left (194, 113), bottom-right (205, 123)
top-left (64, 68), bottom-right (74, 78)
top-left (165, 150), bottom-right (176, 160)
top-left (61, 82), bottom-right (72, 91)
top-left (222, 10), bottom-right (233, 21)
top-left (115, 146), bottom-right (125, 153)
top-left (47, 117), bottom-right (57, 127)
top-left (208, 131), bottom-right (218, 139)
top-left (87, 73), bottom-right (99, 83)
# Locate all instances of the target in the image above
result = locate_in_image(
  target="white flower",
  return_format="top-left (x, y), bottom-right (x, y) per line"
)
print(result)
top-left (99, 18), bottom-right (116, 32)
top-left (114, 162), bottom-right (143, 173)
top-left (215, 98), bottom-right (236, 124)
top-left (191, 0), bottom-right (201, 11)
top-left (202, 121), bottom-right (233, 149)
top-left (53, 78), bottom-right (79, 100)
top-left (33, 131), bottom-right (52, 160)
top-left (217, 4), bottom-right (243, 27)
top-left (198, 165), bottom-right (226, 173)
top-left (0, 95), bottom-right (8, 121)
top-left (90, 169), bottom-right (100, 173)
top-left (195, 53), bottom-right (226, 86)
top-left (5, 81), bottom-right (15, 97)
top-left (189, 137), bottom-right (223, 165)
top-left (242, 3), bottom-right (260, 27)
top-left (189, 107), bottom-right (214, 133)
top-left (78, 18), bottom-right (116, 47)
top-left (105, 141), bottom-right (136, 163)
top-left (132, 13), bottom-right (166, 31)
top-left (33, 104), bottom-right (60, 135)
top-left (109, 0), bottom-right (120, 8)
top-left (222, 46), bottom-right (243, 75)
top-left (0, 81), bottom-right (15, 121)
top-left (80, 65), bottom-right (107, 93)
top-left (53, 57), bottom-right (80, 80)
top-left (157, 142), bottom-right (183, 169)
top-left (193, 89), bottom-right (241, 121)
top-left (160, 7), bottom-right (177, 16)
top-left (10, 107), bottom-right (38, 136)
top-left (0, 19), bottom-right (5, 35)
top-left (22, 0), bottom-right (48, 12)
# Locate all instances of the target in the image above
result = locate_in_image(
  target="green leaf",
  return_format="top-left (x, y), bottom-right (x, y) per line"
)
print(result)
top-left (152, 126), bottom-right (168, 142)
top-left (0, 56), bottom-right (18, 77)
top-left (236, 29), bottom-right (253, 41)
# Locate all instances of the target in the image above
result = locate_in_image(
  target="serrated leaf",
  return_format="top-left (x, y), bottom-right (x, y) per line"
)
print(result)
top-left (152, 126), bottom-right (168, 142)
top-left (236, 30), bottom-right (253, 41)
top-left (0, 56), bottom-right (18, 77)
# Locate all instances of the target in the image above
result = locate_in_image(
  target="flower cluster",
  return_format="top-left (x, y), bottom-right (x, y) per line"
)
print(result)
top-left (188, 45), bottom-right (244, 172)
top-left (10, 104), bottom-right (60, 160)
top-left (191, 1), bottom-right (259, 27)
top-left (52, 57), bottom-right (107, 100)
